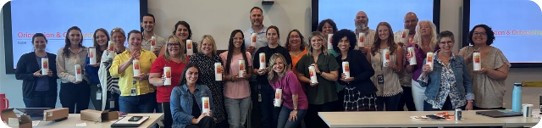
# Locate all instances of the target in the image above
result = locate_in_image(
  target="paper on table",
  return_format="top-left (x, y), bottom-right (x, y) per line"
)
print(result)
top-left (32, 121), bottom-right (40, 126)
top-left (76, 123), bottom-right (87, 127)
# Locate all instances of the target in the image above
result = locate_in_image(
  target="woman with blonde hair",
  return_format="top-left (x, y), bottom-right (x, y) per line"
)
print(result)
top-left (149, 35), bottom-right (188, 128)
top-left (268, 53), bottom-right (308, 128)
top-left (406, 20), bottom-right (438, 111)
top-left (296, 31), bottom-right (338, 128)
top-left (189, 35), bottom-right (228, 127)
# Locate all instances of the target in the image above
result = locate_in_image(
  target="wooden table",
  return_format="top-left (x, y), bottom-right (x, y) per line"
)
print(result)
top-left (319, 111), bottom-right (540, 127)
top-left (34, 113), bottom-right (163, 128)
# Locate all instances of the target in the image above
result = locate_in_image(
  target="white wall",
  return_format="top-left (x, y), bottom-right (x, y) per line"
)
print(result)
top-left (1, 0), bottom-right (541, 108)
top-left (149, 0), bottom-right (312, 49)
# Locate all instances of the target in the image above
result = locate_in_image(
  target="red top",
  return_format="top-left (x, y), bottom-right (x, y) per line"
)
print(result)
top-left (150, 55), bottom-right (187, 103)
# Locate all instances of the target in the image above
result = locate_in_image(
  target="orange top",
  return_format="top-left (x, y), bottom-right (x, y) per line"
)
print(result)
top-left (290, 49), bottom-right (308, 71)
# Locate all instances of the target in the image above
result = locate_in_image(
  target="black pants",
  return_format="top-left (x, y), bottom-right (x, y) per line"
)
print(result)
top-left (105, 92), bottom-right (120, 111)
top-left (424, 97), bottom-right (466, 111)
top-left (60, 81), bottom-right (90, 113)
top-left (157, 102), bottom-right (172, 128)
top-left (336, 89), bottom-right (345, 111)
top-left (376, 93), bottom-right (403, 111)
top-left (305, 102), bottom-right (337, 128)
top-left (89, 84), bottom-right (102, 110)
top-left (259, 83), bottom-right (280, 128)
top-left (23, 91), bottom-right (56, 108)
top-left (186, 116), bottom-right (215, 128)
top-left (398, 86), bottom-right (416, 111)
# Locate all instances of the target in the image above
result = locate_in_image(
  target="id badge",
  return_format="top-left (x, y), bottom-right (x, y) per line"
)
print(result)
top-left (130, 87), bottom-right (137, 96)
top-left (377, 74), bottom-right (384, 85)
top-left (96, 91), bottom-right (102, 100)
top-left (109, 93), bottom-right (116, 109)
top-left (110, 100), bottom-right (115, 109)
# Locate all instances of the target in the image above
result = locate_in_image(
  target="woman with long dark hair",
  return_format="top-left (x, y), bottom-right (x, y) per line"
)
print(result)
top-left (56, 26), bottom-right (89, 113)
top-left (369, 22), bottom-right (404, 111)
top-left (86, 28), bottom-right (109, 110)
top-left (219, 30), bottom-right (252, 128)
top-left (170, 63), bottom-right (216, 128)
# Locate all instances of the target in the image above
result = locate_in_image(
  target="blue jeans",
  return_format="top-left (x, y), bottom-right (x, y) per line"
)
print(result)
top-left (119, 93), bottom-right (156, 113)
top-left (277, 106), bottom-right (306, 128)
top-left (225, 97), bottom-right (251, 128)
top-left (23, 91), bottom-right (56, 108)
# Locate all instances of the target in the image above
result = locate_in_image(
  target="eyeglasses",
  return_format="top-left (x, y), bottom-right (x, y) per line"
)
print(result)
top-left (473, 32), bottom-right (486, 36)
top-left (168, 43), bottom-right (180, 46)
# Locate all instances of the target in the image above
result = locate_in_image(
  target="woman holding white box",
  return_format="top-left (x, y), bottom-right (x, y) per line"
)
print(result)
top-left (405, 21), bottom-right (438, 111)
top-left (85, 28), bottom-right (110, 111)
top-left (368, 22), bottom-right (404, 111)
top-left (268, 53), bottom-right (308, 128)
top-left (171, 64), bottom-right (215, 128)
top-left (418, 31), bottom-right (474, 111)
top-left (332, 29), bottom-right (377, 111)
top-left (317, 19), bottom-right (339, 57)
top-left (295, 31), bottom-right (339, 128)
top-left (172, 21), bottom-right (198, 55)
top-left (109, 30), bottom-right (157, 113)
top-left (459, 24), bottom-right (510, 109)
top-left (149, 35), bottom-right (189, 128)
top-left (97, 28), bottom-right (126, 111)
top-left (15, 33), bottom-right (58, 108)
top-left (188, 35), bottom-right (228, 127)
top-left (56, 26), bottom-right (90, 113)
top-left (219, 30), bottom-right (253, 128)
top-left (252, 25), bottom-right (292, 128)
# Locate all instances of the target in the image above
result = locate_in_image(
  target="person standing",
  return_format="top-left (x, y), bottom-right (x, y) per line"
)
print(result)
top-left (16, 33), bottom-right (58, 108)
top-left (141, 14), bottom-right (166, 56)
top-left (56, 26), bottom-right (89, 113)
top-left (110, 30), bottom-right (157, 113)
top-left (220, 30), bottom-right (253, 128)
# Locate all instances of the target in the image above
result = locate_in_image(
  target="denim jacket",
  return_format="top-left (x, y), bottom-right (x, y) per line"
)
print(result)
top-left (170, 84), bottom-right (213, 128)
top-left (417, 53), bottom-right (474, 103)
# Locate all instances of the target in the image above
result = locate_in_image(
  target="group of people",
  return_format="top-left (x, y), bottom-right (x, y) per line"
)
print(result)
top-left (15, 6), bottom-right (510, 128)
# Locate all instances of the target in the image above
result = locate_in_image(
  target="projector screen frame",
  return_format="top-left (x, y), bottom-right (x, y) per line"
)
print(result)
top-left (462, 0), bottom-right (542, 68)
top-left (2, 0), bottom-right (148, 74)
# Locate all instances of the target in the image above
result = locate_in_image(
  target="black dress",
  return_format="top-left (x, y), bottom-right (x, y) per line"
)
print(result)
top-left (188, 53), bottom-right (227, 127)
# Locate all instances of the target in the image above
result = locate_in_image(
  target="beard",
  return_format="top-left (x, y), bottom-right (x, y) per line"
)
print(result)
top-left (356, 23), bottom-right (368, 30)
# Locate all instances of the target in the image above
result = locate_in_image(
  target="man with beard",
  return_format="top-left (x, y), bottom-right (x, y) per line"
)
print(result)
top-left (354, 11), bottom-right (376, 54)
